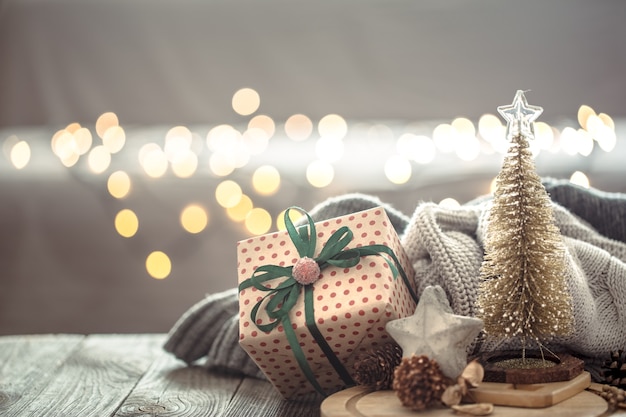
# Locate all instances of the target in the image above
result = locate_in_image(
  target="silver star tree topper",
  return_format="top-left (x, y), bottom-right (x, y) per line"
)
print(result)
top-left (385, 286), bottom-right (483, 379)
top-left (498, 90), bottom-right (543, 139)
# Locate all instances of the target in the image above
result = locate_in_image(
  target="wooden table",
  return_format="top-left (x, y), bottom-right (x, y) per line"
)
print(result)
top-left (0, 334), bottom-right (321, 417)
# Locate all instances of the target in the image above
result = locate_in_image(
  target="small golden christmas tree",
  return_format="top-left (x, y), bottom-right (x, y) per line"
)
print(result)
top-left (478, 91), bottom-right (573, 356)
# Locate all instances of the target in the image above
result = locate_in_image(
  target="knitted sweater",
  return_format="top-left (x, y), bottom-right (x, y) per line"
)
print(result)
top-left (164, 179), bottom-right (626, 382)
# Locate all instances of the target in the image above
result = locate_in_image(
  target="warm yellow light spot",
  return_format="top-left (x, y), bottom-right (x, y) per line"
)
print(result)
top-left (285, 114), bottom-right (313, 141)
top-left (232, 87), bottom-right (260, 116)
top-left (171, 150), bottom-right (198, 178)
top-left (384, 155), bottom-right (411, 184)
top-left (397, 134), bottom-right (436, 164)
top-left (534, 122), bottom-right (554, 151)
top-left (577, 105), bottom-right (595, 130)
top-left (242, 127), bottom-right (270, 155)
top-left (306, 160), bottom-right (334, 188)
top-left (248, 115), bottom-right (276, 138)
top-left (139, 143), bottom-right (168, 178)
top-left (276, 209), bottom-right (304, 231)
top-left (146, 251), bottom-right (171, 279)
top-left (206, 124), bottom-right (238, 152)
top-left (455, 135), bottom-right (481, 161)
top-left (596, 126), bottom-right (617, 152)
top-left (439, 198), bottom-right (460, 208)
top-left (570, 171), bottom-right (590, 188)
top-left (576, 129), bottom-right (594, 156)
top-left (209, 153), bottom-right (235, 177)
top-left (215, 180), bottom-right (243, 208)
top-left (88, 145), bottom-right (111, 174)
top-left (598, 113), bottom-right (615, 130)
top-left (165, 126), bottom-right (193, 161)
top-left (318, 114), bottom-right (348, 140)
top-left (10, 140), bottom-right (30, 169)
top-left (180, 204), bottom-right (209, 234)
top-left (560, 127), bottom-right (580, 156)
top-left (102, 125), bottom-right (125, 154)
top-left (226, 194), bottom-right (253, 222)
top-left (245, 207), bottom-right (272, 235)
top-left (115, 209), bottom-right (139, 238)
top-left (96, 112), bottom-right (119, 139)
top-left (65, 122), bottom-right (82, 134)
top-left (315, 136), bottom-right (345, 163)
top-left (451, 117), bottom-right (476, 138)
top-left (478, 114), bottom-right (503, 142)
top-left (432, 123), bottom-right (456, 153)
top-left (252, 165), bottom-right (281, 196)
top-left (107, 171), bottom-right (132, 199)
top-left (73, 127), bottom-right (93, 155)
top-left (51, 129), bottom-right (79, 161)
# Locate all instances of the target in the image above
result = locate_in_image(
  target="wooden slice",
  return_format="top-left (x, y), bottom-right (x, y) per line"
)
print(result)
top-left (321, 382), bottom-right (608, 417)
top-left (469, 371), bottom-right (591, 408)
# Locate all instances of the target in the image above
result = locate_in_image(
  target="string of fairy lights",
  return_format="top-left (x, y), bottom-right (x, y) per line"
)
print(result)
top-left (0, 88), bottom-right (619, 279)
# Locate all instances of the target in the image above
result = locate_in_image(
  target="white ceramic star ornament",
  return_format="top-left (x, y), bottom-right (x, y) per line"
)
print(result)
top-left (498, 90), bottom-right (543, 139)
top-left (385, 286), bottom-right (483, 379)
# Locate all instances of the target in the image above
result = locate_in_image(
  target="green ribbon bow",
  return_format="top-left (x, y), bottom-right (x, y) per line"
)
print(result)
top-left (239, 207), bottom-right (418, 397)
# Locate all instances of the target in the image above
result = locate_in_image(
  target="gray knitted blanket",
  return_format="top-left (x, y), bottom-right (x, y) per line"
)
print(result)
top-left (164, 178), bottom-right (626, 382)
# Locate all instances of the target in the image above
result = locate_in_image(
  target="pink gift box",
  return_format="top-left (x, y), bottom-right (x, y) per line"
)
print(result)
top-left (237, 206), bottom-right (417, 399)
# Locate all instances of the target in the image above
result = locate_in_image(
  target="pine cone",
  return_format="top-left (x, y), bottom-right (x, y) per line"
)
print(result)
top-left (603, 350), bottom-right (626, 389)
top-left (392, 355), bottom-right (454, 411)
top-left (353, 342), bottom-right (403, 390)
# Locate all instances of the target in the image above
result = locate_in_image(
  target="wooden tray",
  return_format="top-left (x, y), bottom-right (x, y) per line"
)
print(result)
top-left (321, 379), bottom-right (607, 417)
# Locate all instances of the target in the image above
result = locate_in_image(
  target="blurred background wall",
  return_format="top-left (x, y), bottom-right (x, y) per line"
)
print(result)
top-left (1, 0), bottom-right (625, 335)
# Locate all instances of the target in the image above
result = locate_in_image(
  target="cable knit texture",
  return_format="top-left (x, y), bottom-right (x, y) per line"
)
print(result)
top-left (164, 179), bottom-right (626, 382)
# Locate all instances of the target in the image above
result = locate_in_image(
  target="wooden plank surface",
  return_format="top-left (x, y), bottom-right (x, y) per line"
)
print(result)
top-left (0, 334), bottom-right (86, 416)
top-left (0, 334), bottom-right (164, 417)
top-left (223, 376), bottom-right (322, 417)
top-left (113, 349), bottom-right (243, 417)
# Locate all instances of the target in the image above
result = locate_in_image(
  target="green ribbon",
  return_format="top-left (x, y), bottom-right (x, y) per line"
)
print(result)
top-left (239, 207), bottom-right (418, 397)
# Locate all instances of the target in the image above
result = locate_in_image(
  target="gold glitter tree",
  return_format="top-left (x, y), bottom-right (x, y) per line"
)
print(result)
top-left (477, 91), bottom-right (573, 353)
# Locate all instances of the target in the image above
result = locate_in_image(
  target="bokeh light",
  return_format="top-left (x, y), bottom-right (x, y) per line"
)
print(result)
top-left (96, 112), bottom-right (119, 139)
top-left (88, 145), bottom-right (111, 174)
top-left (384, 155), bottom-right (411, 184)
top-left (146, 251), bottom-right (171, 279)
top-left (439, 197), bottom-right (460, 208)
top-left (73, 127), bottom-right (93, 155)
top-left (215, 180), bottom-right (243, 208)
top-left (306, 160), bottom-right (334, 188)
top-left (10, 140), bottom-right (30, 169)
top-left (245, 207), bottom-right (272, 235)
top-left (252, 165), bottom-right (281, 196)
top-left (432, 123), bottom-right (456, 153)
top-left (107, 171), bottom-right (131, 199)
top-left (315, 136), bottom-right (345, 163)
top-left (139, 143), bottom-right (168, 178)
top-left (285, 114), bottom-right (313, 141)
top-left (180, 204), bottom-right (209, 234)
top-left (226, 194), bottom-right (253, 222)
top-left (209, 153), bottom-right (236, 176)
top-left (577, 105), bottom-right (595, 130)
top-left (276, 209), bottom-right (304, 231)
top-left (115, 209), bottom-right (139, 238)
top-left (396, 133), bottom-right (436, 164)
top-left (232, 88), bottom-right (260, 116)
top-left (248, 115), bottom-right (276, 138)
top-left (102, 125), bottom-right (125, 154)
top-left (171, 150), bottom-right (198, 178)
top-left (570, 171), bottom-right (590, 188)
top-left (318, 114), bottom-right (348, 140)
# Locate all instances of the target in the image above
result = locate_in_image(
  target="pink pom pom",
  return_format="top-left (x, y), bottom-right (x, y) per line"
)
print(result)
top-left (292, 257), bottom-right (321, 285)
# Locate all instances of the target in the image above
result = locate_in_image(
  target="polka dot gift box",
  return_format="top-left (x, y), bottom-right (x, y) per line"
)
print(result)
top-left (237, 206), bottom-right (418, 399)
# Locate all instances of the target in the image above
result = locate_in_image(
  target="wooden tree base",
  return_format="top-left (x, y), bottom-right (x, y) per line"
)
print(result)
top-left (477, 351), bottom-right (585, 384)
